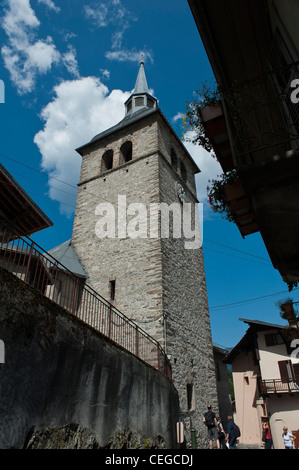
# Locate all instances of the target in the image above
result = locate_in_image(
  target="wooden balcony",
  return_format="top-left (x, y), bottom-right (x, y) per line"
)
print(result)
top-left (261, 379), bottom-right (299, 396)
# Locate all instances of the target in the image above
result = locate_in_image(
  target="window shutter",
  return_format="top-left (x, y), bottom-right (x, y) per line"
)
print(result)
top-left (278, 360), bottom-right (292, 382)
top-left (293, 363), bottom-right (299, 386)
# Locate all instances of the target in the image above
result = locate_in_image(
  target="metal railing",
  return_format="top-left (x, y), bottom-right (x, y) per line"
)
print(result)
top-left (220, 61), bottom-right (299, 165)
top-left (0, 221), bottom-right (172, 380)
top-left (261, 378), bottom-right (299, 395)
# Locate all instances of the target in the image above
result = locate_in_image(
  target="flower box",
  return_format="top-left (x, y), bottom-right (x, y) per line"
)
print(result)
top-left (223, 179), bottom-right (246, 202)
top-left (199, 102), bottom-right (223, 122)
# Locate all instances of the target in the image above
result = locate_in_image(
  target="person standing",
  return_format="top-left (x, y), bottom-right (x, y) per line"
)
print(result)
top-left (203, 405), bottom-right (220, 449)
top-left (227, 416), bottom-right (237, 449)
top-left (282, 427), bottom-right (295, 449)
top-left (262, 421), bottom-right (273, 449)
top-left (217, 416), bottom-right (227, 449)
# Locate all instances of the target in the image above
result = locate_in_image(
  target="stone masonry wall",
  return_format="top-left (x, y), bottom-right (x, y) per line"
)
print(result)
top-left (72, 115), bottom-right (165, 344)
top-left (157, 117), bottom-right (219, 446)
top-left (71, 110), bottom-right (219, 447)
top-left (0, 267), bottom-right (179, 449)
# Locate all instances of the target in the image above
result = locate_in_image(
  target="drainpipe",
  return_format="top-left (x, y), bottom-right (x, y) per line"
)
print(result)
top-left (189, 416), bottom-right (197, 449)
top-left (191, 428), bottom-right (197, 449)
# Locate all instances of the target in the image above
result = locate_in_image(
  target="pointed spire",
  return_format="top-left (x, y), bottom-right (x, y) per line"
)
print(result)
top-left (133, 57), bottom-right (149, 94)
top-left (124, 57), bottom-right (158, 116)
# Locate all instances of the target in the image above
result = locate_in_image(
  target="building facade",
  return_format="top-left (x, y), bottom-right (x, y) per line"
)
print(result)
top-left (188, 0), bottom-right (299, 289)
top-left (225, 318), bottom-right (299, 449)
top-left (70, 61), bottom-right (218, 446)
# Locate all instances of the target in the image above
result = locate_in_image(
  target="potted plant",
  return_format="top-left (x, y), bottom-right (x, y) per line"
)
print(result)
top-left (276, 297), bottom-right (297, 324)
top-left (206, 169), bottom-right (239, 222)
top-left (183, 80), bottom-right (221, 155)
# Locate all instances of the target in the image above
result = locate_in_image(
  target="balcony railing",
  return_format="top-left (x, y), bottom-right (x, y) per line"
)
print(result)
top-left (220, 61), bottom-right (299, 166)
top-left (261, 379), bottom-right (299, 395)
top-left (0, 220), bottom-right (172, 381)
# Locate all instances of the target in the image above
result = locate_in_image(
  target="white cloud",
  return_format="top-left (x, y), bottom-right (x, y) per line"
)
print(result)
top-left (182, 131), bottom-right (223, 205)
top-left (173, 112), bottom-right (184, 122)
top-left (34, 77), bottom-right (130, 216)
top-left (3, 0), bottom-right (40, 35)
top-left (84, 3), bottom-right (109, 27)
top-left (37, 0), bottom-right (60, 13)
top-left (84, 0), bottom-right (132, 29)
top-left (1, 0), bottom-right (79, 94)
top-left (85, 0), bottom-right (151, 64)
top-left (62, 46), bottom-right (80, 78)
top-left (26, 37), bottom-right (60, 72)
top-left (100, 68), bottom-right (110, 80)
top-left (105, 49), bottom-right (153, 63)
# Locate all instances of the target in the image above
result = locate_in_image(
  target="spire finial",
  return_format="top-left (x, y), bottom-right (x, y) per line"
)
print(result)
top-left (124, 57), bottom-right (158, 115)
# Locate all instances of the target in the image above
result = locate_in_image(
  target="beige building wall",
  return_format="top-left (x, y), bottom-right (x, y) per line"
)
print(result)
top-left (268, 396), bottom-right (299, 449)
top-left (231, 327), bottom-right (299, 448)
top-left (231, 350), bottom-right (263, 446)
top-left (257, 330), bottom-right (299, 380)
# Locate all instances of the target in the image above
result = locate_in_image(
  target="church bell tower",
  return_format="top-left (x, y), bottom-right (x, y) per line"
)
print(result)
top-left (72, 61), bottom-right (218, 447)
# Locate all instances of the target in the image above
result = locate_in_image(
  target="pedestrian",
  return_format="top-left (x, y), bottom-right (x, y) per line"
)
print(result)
top-left (262, 421), bottom-right (273, 449)
top-left (203, 405), bottom-right (220, 449)
top-left (282, 427), bottom-right (295, 449)
top-left (217, 416), bottom-right (227, 449)
top-left (226, 416), bottom-right (237, 449)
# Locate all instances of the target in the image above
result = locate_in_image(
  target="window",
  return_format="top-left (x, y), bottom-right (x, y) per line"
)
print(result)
top-left (126, 100), bottom-right (132, 113)
top-left (147, 97), bottom-right (154, 108)
top-left (293, 363), bottom-right (299, 386)
top-left (109, 280), bottom-right (116, 301)
top-left (135, 97), bottom-right (144, 107)
top-left (101, 149), bottom-right (113, 173)
top-left (120, 141), bottom-right (133, 163)
top-left (265, 333), bottom-right (284, 347)
top-left (180, 162), bottom-right (187, 182)
top-left (186, 383), bottom-right (194, 411)
top-left (170, 148), bottom-right (177, 170)
top-left (278, 360), bottom-right (294, 383)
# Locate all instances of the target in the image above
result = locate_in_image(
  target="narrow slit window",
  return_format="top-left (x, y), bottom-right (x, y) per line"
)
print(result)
top-left (187, 383), bottom-right (195, 411)
top-left (109, 280), bottom-right (116, 300)
top-left (171, 148), bottom-right (178, 170)
top-left (180, 162), bottom-right (187, 182)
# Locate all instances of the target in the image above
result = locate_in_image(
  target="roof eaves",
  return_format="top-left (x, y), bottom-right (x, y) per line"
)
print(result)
top-left (0, 163), bottom-right (53, 229)
top-left (76, 107), bottom-right (157, 154)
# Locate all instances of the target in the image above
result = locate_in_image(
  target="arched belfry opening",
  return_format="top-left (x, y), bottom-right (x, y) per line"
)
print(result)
top-left (120, 141), bottom-right (133, 163)
top-left (101, 149), bottom-right (113, 173)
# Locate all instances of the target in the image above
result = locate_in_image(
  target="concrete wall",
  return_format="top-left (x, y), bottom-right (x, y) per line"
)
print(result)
top-left (0, 267), bottom-right (179, 449)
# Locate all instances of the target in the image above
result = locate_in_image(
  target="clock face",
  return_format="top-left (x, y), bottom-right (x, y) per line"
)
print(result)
top-left (177, 182), bottom-right (186, 203)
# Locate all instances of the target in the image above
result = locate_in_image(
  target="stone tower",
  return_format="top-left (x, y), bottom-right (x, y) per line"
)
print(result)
top-left (71, 61), bottom-right (218, 447)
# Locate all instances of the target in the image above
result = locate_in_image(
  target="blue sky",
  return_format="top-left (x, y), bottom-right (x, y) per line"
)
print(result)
top-left (0, 0), bottom-right (297, 350)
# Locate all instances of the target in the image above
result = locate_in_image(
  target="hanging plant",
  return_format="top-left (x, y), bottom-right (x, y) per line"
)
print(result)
top-left (206, 169), bottom-right (239, 222)
top-left (275, 297), bottom-right (296, 321)
top-left (182, 79), bottom-right (221, 154)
